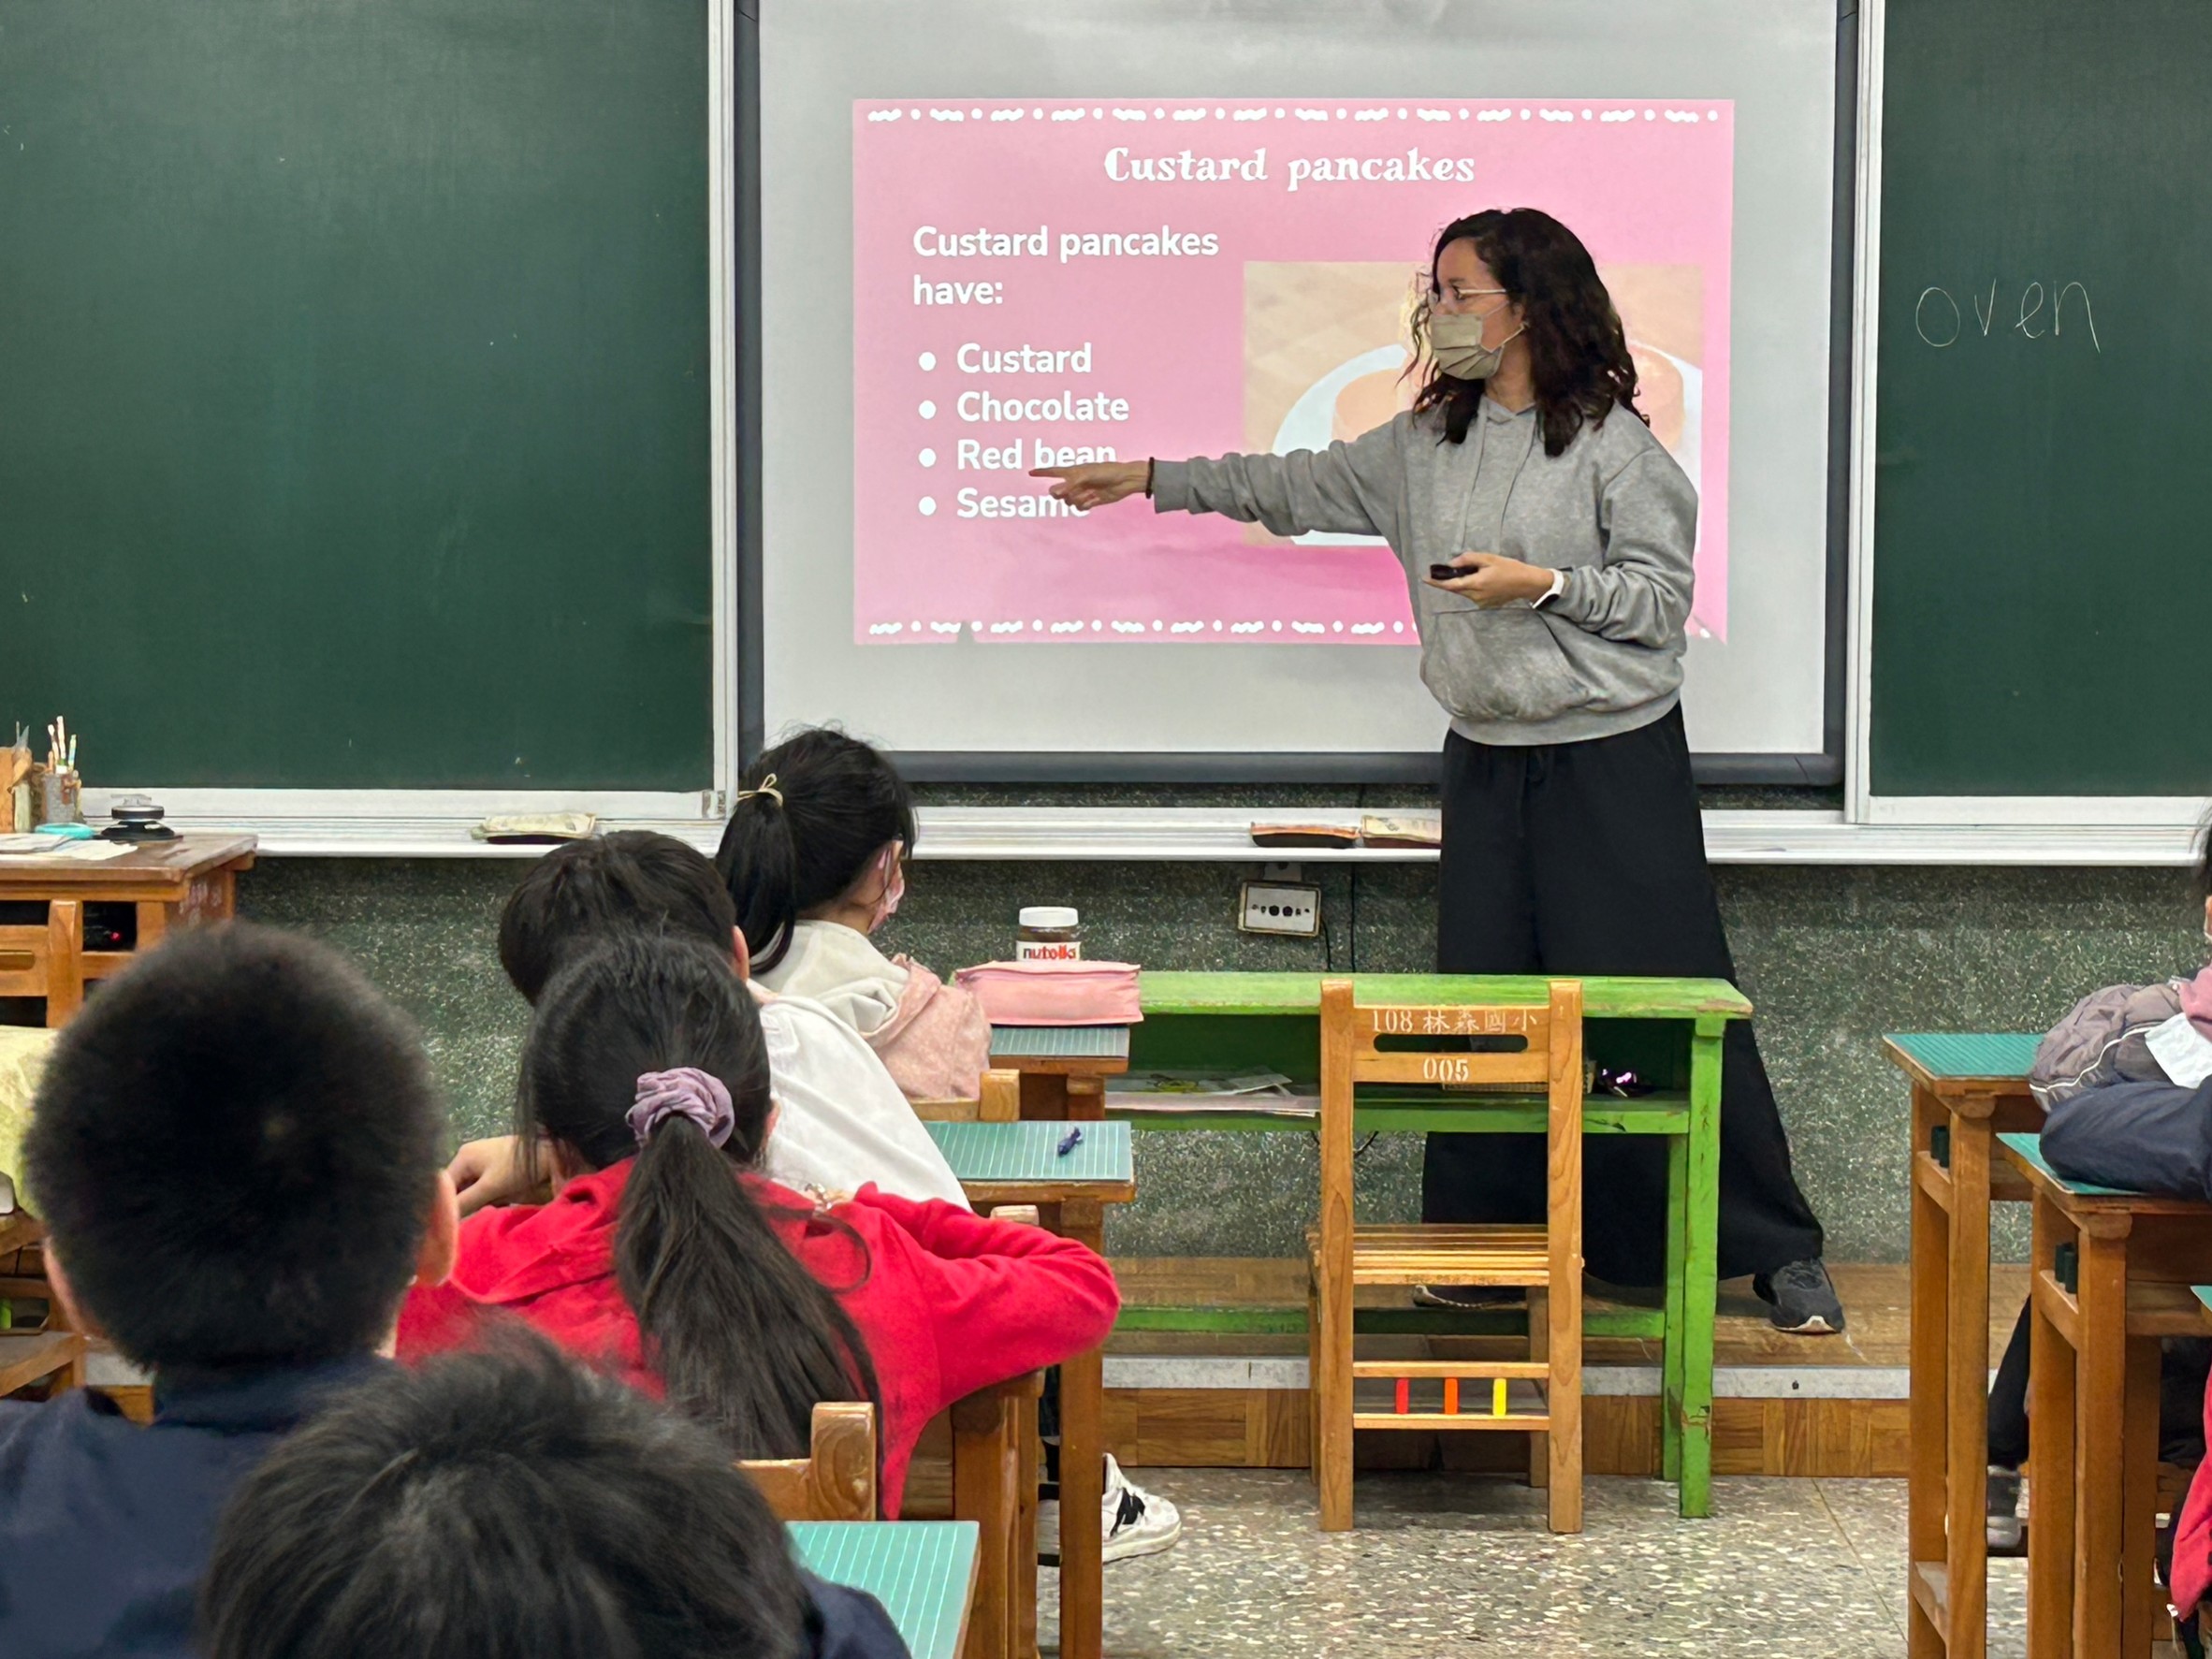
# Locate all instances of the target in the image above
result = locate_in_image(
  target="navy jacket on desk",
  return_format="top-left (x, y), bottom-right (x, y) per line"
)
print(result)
top-left (0, 1354), bottom-right (385, 1659)
top-left (2042, 1077), bottom-right (2212, 1201)
top-left (805, 1579), bottom-right (914, 1659)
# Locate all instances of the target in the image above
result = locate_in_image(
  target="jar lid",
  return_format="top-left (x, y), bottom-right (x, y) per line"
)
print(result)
top-left (1018, 905), bottom-right (1080, 930)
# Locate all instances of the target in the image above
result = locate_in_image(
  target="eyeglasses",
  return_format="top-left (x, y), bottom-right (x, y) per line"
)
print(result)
top-left (1412, 269), bottom-right (1510, 313)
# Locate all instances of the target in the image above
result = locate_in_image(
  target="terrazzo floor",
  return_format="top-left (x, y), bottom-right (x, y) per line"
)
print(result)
top-left (1038, 1472), bottom-right (2037, 1658)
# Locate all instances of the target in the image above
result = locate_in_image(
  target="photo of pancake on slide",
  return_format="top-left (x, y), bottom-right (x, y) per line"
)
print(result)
top-left (1242, 260), bottom-right (1719, 638)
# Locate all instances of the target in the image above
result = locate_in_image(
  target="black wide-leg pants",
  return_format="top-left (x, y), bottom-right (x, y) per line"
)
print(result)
top-left (1419, 706), bottom-right (1826, 1286)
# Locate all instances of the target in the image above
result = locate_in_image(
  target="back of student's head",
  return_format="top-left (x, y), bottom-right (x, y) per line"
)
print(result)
top-left (520, 932), bottom-right (878, 1456)
top-left (199, 1340), bottom-right (811, 1659)
top-left (23, 924), bottom-right (444, 1373)
top-left (498, 830), bottom-right (738, 1003)
top-left (715, 727), bottom-right (915, 972)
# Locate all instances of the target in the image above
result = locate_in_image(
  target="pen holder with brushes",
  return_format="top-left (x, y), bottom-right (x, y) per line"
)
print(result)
top-left (37, 767), bottom-right (82, 826)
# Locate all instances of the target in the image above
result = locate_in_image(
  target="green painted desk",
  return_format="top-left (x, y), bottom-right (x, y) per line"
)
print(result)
top-left (790, 1521), bottom-right (978, 1659)
top-left (922, 1119), bottom-right (1134, 1659)
top-left (989, 971), bottom-right (1751, 1520)
top-left (1884, 1032), bottom-right (2042, 1659)
top-left (1996, 1132), bottom-right (2212, 1659)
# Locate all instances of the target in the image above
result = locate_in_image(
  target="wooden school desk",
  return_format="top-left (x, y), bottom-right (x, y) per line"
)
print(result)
top-left (790, 1520), bottom-right (980, 1659)
top-left (985, 1026), bottom-right (1128, 1121)
top-left (1885, 1032), bottom-right (2043, 1659)
top-left (1999, 1132), bottom-right (2212, 1659)
top-left (924, 1120), bottom-right (1135, 1659)
top-left (0, 835), bottom-right (255, 1025)
top-left (989, 971), bottom-right (1746, 1518)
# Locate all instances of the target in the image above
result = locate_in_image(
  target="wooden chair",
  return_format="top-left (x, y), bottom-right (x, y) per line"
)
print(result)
top-left (737, 1401), bottom-right (878, 1521)
top-left (1309, 978), bottom-right (1586, 1534)
top-left (910, 1068), bottom-right (1021, 1124)
top-left (0, 1215), bottom-right (84, 1400)
top-left (0, 900), bottom-right (85, 1026)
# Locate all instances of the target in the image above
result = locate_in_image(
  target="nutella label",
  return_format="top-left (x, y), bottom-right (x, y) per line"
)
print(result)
top-left (1016, 938), bottom-right (1082, 962)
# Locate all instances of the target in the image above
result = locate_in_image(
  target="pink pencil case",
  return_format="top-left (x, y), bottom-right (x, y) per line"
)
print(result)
top-left (953, 960), bottom-right (1142, 1026)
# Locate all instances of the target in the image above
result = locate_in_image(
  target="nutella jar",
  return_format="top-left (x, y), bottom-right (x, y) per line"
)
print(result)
top-left (1016, 906), bottom-right (1083, 962)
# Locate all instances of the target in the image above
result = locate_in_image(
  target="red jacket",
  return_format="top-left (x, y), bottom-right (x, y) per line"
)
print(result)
top-left (399, 1161), bottom-right (1118, 1516)
top-left (2176, 1389), bottom-right (2212, 1620)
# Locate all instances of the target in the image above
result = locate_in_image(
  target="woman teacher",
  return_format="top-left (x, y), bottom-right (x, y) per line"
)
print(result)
top-left (1037, 208), bottom-right (1841, 1333)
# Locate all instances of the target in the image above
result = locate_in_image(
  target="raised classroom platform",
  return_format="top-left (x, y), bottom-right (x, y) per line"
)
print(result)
top-left (1097, 1260), bottom-right (2016, 1480)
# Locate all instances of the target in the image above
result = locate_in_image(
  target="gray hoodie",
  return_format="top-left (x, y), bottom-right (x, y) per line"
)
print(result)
top-left (1151, 397), bottom-right (1697, 747)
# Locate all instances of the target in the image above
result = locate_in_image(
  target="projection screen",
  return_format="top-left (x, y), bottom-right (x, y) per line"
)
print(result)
top-left (751, 0), bottom-right (1841, 774)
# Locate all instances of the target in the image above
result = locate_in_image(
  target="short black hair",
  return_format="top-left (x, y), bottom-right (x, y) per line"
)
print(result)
top-left (200, 1339), bottom-right (812, 1659)
top-left (498, 831), bottom-right (737, 1004)
top-left (23, 924), bottom-right (444, 1373)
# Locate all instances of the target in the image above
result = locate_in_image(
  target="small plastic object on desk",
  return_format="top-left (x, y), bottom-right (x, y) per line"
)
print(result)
top-left (1055, 1127), bottom-right (1084, 1158)
top-left (30, 822), bottom-right (95, 840)
top-left (101, 794), bottom-right (178, 842)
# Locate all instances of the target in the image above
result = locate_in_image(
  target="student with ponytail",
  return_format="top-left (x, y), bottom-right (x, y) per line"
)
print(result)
top-left (399, 934), bottom-right (1117, 1514)
top-left (717, 729), bottom-right (992, 1102)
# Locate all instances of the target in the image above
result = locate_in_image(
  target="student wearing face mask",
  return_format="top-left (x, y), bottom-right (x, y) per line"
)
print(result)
top-left (716, 728), bottom-right (992, 1104)
top-left (1037, 207), bottom-right (1839, 1334)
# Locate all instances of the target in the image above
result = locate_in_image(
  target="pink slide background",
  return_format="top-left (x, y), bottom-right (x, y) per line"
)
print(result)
top-left (852, 98), bottom-right (1733, 647)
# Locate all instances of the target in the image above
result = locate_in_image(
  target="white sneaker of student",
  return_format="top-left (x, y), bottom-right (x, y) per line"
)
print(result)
top-left (1037, 1456), bottom-right (1184, 1565)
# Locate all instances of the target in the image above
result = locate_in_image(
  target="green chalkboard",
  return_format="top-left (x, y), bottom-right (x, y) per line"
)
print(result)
top-left (0, 0), bottom-right (713, 790)
top-left (1870, 0), bottom-right (2212, 796)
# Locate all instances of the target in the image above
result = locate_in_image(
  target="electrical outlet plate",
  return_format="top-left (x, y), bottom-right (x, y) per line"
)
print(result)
top-left (1240, 880), bottom-right (1321, 938)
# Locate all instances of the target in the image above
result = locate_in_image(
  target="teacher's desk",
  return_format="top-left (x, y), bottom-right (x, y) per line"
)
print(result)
top-left (0, 834), bottom-right (256, 1025)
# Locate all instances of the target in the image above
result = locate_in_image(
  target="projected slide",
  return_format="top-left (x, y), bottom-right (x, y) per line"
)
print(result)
top-left (852, 97), bottom-right (1734, 648)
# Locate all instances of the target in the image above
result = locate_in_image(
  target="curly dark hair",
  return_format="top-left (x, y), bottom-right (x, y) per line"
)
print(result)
top-left (1410, 208), bottom-right (1645, 457)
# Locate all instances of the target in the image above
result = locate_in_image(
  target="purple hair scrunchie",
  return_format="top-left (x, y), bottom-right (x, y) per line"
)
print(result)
top-left (627, 1068), bottom-right (735, 1149)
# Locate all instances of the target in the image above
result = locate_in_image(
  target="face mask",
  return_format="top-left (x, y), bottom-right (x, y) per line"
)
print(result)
top-left (865, 841), bottom-right (906, 934)
top-left (1428, 306), bottom-right (1524, 382)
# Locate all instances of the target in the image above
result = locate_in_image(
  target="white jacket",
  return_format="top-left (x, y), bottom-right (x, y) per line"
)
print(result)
top-left (754, 988), bottom-right (969, 1210)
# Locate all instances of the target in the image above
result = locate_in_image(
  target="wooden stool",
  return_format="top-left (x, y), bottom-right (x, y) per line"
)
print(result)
top-left (1885, 1032), bottom-right (2043, 1659)
top-left (1997, 1131), bottom-right (2212, 1658)
top-left (1309, 979), bottom-right (1585, 1534)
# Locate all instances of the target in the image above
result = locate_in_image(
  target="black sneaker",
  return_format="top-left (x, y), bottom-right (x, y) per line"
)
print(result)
top-left (1753, 1258), bottom-right (1846, 1334)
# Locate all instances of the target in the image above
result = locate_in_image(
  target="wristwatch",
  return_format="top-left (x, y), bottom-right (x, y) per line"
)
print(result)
top-left (1534, 568), bottom-right (1566, 608)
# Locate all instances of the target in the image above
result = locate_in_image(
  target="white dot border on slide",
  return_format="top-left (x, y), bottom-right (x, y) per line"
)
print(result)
top-left (864, 618), bottom-right (1407, 638)
top-left (861, 100), bottom-right (1724, 126)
